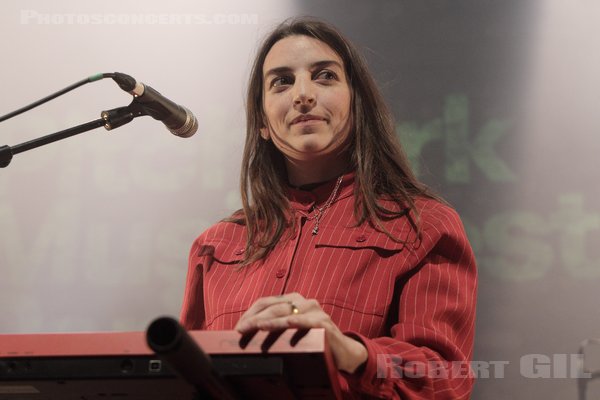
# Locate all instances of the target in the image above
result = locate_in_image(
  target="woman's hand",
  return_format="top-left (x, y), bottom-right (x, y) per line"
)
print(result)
top-left (234, 292), bottom-right (368, 373)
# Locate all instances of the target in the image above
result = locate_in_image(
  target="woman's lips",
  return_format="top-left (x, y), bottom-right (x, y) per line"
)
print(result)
top-left (295, 118), bottom-right (323, 125)
top-left (291, 115), bottom-right (326, 125)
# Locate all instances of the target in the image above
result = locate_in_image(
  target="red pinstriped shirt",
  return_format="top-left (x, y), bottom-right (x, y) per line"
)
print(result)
top-left (180, 173), bottom-right (477, 399)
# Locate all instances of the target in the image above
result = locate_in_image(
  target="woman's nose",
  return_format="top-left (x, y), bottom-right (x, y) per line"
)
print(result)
top-left (292, 78), bottom-right (316, 110)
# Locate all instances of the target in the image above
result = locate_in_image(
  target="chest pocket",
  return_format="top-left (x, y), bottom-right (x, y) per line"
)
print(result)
top-left (309, 225), bottom-right (416, 319)
top-left (197, 241), bottom-right (244, 268)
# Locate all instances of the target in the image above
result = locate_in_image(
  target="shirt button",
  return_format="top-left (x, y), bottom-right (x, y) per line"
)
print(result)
top-left (234, 248), bottom-right (244, 255)
top-left (275, 269), bottom-right (286, 278)
top-left (355, 235), bottom-right (367, 243)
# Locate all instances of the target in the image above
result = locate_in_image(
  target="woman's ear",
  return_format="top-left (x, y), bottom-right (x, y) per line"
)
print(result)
top-left (260, 126), bottom-right (270, 140)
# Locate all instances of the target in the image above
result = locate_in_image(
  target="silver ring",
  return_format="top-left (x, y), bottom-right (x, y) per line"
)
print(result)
top-left (289, 301), bottom-right (299, 315)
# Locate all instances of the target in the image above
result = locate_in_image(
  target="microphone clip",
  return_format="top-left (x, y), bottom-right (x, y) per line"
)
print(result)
top-left (101, 104), bottom-right (147, 131)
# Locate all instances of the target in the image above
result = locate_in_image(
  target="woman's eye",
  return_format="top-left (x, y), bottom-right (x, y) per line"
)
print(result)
top-left (271, 76), bottom-right (292, 88)
top-left (315, 70), bottom-right (336, 81)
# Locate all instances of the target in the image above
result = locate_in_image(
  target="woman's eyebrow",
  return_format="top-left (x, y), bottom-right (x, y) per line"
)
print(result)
top-left (264, 66), bottom-right (292, 79)
top-left (264, 60), bottom-right (342, 78)
top-left (311, 60), bottom-right (342, 71)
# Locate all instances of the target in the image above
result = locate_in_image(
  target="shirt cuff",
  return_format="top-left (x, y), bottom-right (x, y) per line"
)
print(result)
top-left (339, 331), bottom-right (397, 398)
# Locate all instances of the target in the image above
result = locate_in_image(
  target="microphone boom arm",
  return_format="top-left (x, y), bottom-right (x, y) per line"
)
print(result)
top-left (0, 105), bottom-right (145, 168)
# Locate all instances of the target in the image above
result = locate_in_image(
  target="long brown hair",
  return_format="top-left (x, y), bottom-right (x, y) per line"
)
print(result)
top-left (234, 17), bottom-right (439, 265)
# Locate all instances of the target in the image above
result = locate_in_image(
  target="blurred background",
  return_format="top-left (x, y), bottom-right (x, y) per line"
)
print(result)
top-left (1, 1), bottom-right (598, 398)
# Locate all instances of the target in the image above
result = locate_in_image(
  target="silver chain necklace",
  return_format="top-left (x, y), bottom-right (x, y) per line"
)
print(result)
top-left (306, 175), bottom-right (343, 235)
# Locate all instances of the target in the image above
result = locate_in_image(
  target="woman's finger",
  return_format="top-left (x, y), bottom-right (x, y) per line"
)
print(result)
top-left (235, 293), bottom-right (305, 329)
top-left (244, 307), bottom-right (331, 333)
top-left (236, 301), bottom-right (297, 332)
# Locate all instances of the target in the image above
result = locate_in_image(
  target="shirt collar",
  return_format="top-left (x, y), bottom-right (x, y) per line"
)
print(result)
top-left (286, 171), bottom-right (355, 212)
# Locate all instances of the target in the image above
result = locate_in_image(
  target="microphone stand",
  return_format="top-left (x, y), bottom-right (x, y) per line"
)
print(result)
top-left (0, 104), bottom-right (147, 168)
top-left (146, 317), bottom-right (239, 400)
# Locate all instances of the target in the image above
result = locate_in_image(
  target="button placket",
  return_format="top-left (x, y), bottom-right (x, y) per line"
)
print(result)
top-left (273, 215), bottom-right (304, 289)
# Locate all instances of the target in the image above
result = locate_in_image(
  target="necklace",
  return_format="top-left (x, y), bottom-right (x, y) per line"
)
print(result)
top-left (307, 175), bottom-right (343, 235)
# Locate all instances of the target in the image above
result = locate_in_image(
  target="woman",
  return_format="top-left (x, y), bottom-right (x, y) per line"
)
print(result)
top-left (181, 17), bottom-right (477, 399)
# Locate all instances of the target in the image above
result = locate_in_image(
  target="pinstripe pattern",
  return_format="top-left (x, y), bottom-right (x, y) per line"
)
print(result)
top-left (180, 173), bottom-right (477, 399)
